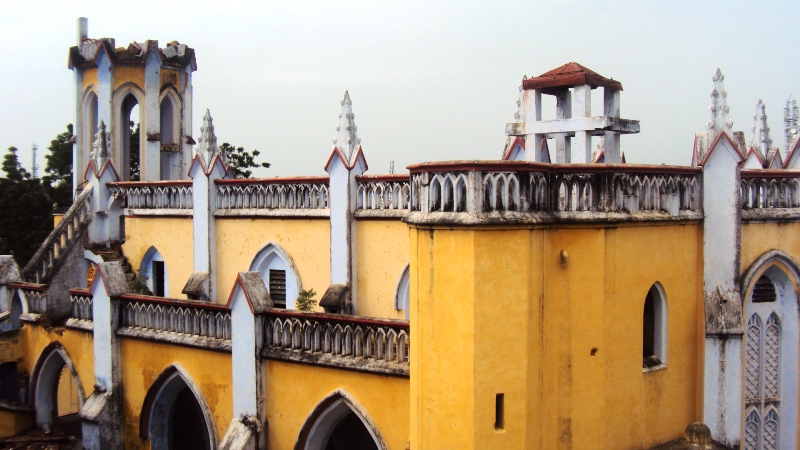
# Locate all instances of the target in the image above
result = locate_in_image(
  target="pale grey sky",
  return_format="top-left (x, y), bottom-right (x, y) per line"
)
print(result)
top-left (0, 0), bottom-right (797, 177)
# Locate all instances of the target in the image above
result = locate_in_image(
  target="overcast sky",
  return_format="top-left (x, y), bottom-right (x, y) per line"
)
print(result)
top-left (0, 0), bottom-right (797, 177)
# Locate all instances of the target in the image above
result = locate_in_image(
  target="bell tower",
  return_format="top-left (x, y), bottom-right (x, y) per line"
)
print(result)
top-left (68, 17), bottom-right (197, 189)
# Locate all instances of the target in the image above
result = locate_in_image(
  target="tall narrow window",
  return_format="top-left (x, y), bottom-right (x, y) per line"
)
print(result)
top-left (152, 261), bottom-right (165, 297)
top-left (643, 283), bottom-right (667, 370)
top-left (269, 269), bottom-right (287, 308)
top-left (494, 394), bottom-right (505, 430)
top-left (160, 98), bottom-right (174, 145)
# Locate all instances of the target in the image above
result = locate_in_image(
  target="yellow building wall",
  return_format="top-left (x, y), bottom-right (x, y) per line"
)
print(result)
top-left (264, 360), bottom-right (409, 450)
top-left (81, 68), bottom-right (98, 91)
top-left (160, 68), bottom-right (182, 91)
top-left (215, 218), bottom-right (330, 305)
top-left (356, 219), bottom-right (409, 319)
top-left (741, 222), bottom-right (800, 274)
top-left (411, 223), bottom-right (702, 450)
top-left (119, 337), bottom-right (232, 449)
top-left (113, 65), bottom-right (145, 92)
top-left (122, 216), bottom-right (194, 299)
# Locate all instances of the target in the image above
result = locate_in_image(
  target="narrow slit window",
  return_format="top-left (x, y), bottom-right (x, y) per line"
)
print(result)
top-left (152, 261), bottom-right (165, 297)
top-left (495, 393), bottom-right (505, 430)
top-left (269, 269), bottom-right (287, 308)
top-left (643, 283), bottom-right (667, 370)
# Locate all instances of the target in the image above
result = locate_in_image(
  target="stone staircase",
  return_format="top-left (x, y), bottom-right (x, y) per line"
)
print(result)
top-left (86, 241), bottom-right (137, 289)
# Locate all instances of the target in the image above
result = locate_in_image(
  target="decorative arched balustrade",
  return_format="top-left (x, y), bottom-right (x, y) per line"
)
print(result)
top-left (108, 180), bottom-right (193, 210)
top-left (356, 174), bottom-right (412, 211)
top-left (215, 176), bottom-right (330, 214)
top-left (740, 170), bottom-right (800, 220)
top-left (262, 309), bottom-right (409, 377)
top-left (406, 161), bottom-right (703, 223)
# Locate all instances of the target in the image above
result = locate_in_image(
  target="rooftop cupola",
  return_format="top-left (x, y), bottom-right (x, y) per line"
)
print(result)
top-left (505, 62), bottom-right (639, 164)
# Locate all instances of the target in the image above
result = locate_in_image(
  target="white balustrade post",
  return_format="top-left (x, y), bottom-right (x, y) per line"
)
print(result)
top-left (523, 88), bottom-right (547, 162)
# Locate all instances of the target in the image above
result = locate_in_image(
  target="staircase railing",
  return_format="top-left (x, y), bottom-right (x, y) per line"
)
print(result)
top-left (22, 185), bottom-right (94, 283)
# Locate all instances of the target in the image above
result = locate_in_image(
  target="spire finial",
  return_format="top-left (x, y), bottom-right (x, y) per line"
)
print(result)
top-left (332, 90), bottom-right (361, 163)
top-left (513, 81), bottom-right (525, 122)
top-left (91, 120), bottom-right (109, 168)
top-left (706, 68), bottom-right (734, 140)
top-left (786, 94), bottom-right (799, 151)
top-left (195, 109), bottom-right (226, 166)
top-left (750, 99), bottom-right (772, 156)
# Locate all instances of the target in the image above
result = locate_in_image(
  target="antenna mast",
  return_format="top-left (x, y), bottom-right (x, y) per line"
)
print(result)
top-left (31, 143), bottom-right (38, 178)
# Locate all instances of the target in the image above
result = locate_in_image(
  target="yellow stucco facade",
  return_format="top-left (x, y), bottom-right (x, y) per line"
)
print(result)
top-left (216, 218), bottom-right (331, 305)
top-left (264, 360), bottom-right (409, 449)
top-left (410, 223), bottom-right (703, 449)
top-left (122, 216), bottom-right (194, 299)
top-left (118, 337), bottom-right (233, 449)
top-left (356, 219), bottom-right (409, 320)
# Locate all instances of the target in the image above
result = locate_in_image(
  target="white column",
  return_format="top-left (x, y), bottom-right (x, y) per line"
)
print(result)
top-left (701, 135), bottom-right (744, 447)
top-left (555, 90), bottom-right (572, 163)
top-left (73, 69), bottom-right (84, 195)
top-left (572, 84), bottom-right (592, 163)
top-left (524, 89), bottom-right (545, 162)
top-left (602, 88), bottom-right (621, 163)
top-left (144, 50), bottom-right (161, 181)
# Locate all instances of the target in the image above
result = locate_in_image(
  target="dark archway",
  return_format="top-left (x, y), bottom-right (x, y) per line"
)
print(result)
top-left (140, 365), bottom-right (216, 450)
top-left (296, 391), bottom-right (386, 450)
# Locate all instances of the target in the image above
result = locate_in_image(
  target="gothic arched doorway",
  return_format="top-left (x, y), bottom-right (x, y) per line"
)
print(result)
top-left (140, 365), bottom-right (216, 450)
top-left (742, 255), bottom-right (800, 449)
top-left (31, 343), bottom-right (85, 438)
top-left (297, 391), bottom-right (386, 450)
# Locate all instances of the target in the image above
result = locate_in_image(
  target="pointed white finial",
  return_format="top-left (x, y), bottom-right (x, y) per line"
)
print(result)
top-left (706, 68), bottom-right (734, 140)
top-left (332, 90), bottom-right (361, 162)
top-left (786, 94), bottom-right (799, 151)
top-left (749, 99), bottom-right (772, 155)
top-left (195, 109), bottom-right (226, 166)
top-left (513, 82), bottom-right (525, 122)
top-left (91, 120), bottom-right (109, 167)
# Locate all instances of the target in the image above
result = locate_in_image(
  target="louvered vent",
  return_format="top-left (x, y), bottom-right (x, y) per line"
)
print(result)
top-left (752, 275), bottom-right (777, 303)
top-left (269, 269), bottom-right (287, 308)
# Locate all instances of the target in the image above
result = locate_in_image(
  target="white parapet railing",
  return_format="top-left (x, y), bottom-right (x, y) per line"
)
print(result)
top-left (262, 309), bottom-right (409, 376)
top-left (406, 161), bottom-right (702, 223)
top-left (215, 176), bottom-right (330, 212)
top-left (69, 289), bottom-right (93, 321)
top-left (107, 180), bottom-right (193, 210)
top-left (22, 185), bottom-right (93, 283)
top-left (118, 294), bottom-right (231, 351)
top-left (356, 175), bottom-right (411, 211)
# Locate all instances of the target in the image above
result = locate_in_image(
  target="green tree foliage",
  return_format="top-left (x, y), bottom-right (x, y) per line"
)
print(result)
top-left (43, 124), bottom-right (73, 208)
top-left (295, 288), bottom-right (318, 311)
top-left (220, 142), bottom-right (270, 178)
top-left (130, 122), bottom-right (141, 181)
top-left (0, 146), bottom-right (53, 263)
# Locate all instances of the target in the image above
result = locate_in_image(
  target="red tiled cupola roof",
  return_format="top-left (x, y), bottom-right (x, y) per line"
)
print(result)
top-left (522, 62), bottom-right (623, 93)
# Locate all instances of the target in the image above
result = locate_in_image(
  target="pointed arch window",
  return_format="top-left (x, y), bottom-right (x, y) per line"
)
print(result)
top-left (140, 247), bottom-right (168, 297)
top-left (643, 283), bottom-right (668, 371)
top-left (249, 243), bottom-right (301, 310)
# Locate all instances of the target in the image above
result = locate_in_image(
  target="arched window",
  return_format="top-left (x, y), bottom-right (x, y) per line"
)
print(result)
top-left (643, 283), bottom-right (667, 370)
top-left (140, 247), bottom-right (167, 297)
top-left (160, 97), bottom-right (174, 145)
top-left (249, 243), bottom-right (301, 309)
top-left (83, 91), bottom-right (99, 164)
top-left (395, 264), bottom-right (410, 320)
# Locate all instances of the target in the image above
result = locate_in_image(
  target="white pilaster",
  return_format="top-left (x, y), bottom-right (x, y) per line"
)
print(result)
top-left (701, 133), bottom-right (744, 447)
top-left (96, 52), bottom-right (113, 158)
top-left (180, 67), bottom-right (194, 179)
top-left (143, 49), bottom-right (162, 181)
top-left (74, 69), bottom-right (84, 195)
top-left (523, 88), bottom-right (546, 162)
